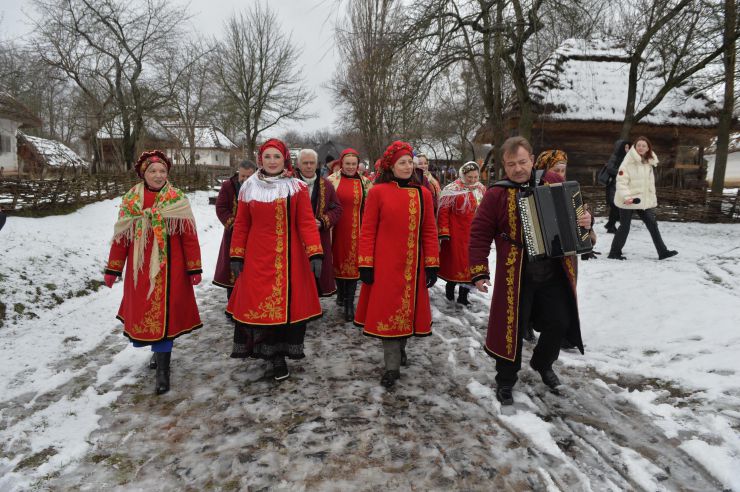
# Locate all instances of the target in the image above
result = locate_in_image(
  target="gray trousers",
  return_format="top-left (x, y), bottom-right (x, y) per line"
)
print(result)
top-left (382, 338), bottom-right (408, 371)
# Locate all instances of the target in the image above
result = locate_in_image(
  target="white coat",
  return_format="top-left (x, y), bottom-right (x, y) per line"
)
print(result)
top-left (614, 146), bottom-right (658, 210)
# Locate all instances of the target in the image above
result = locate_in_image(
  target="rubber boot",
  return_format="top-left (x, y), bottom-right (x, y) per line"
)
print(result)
top-left (456, 286), bottom-right (470, 306)
top-left (273, 355), bottom-right (290, 381)
top-left (148, 353), bottom-right (157, 369)
top-left (445, 282), bottom-right (456, 301)
top-left (344, 280), bottom-right (357, 322)
top-left (154, 352), bottom-right (171, 395)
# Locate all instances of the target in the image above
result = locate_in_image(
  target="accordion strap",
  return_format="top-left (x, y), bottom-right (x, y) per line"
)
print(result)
top-left (497, 232), bottom-right (524, 250)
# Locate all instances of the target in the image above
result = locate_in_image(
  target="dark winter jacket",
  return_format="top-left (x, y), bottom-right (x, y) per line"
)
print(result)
top-left (602, 139), bottom-right (631, 187)
top-left (0, 209), bottom-right (6, 231)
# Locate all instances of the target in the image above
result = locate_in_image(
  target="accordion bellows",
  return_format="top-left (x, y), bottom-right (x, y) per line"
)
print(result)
top-left (518, 182), bottom-right (593, 260)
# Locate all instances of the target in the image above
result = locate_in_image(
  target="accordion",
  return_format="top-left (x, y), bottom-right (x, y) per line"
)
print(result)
top-left (517, 181), bottom-right (593, 260)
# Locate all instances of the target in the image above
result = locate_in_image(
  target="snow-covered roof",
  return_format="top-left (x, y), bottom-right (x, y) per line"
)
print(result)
top-left (159, 125), bottom-right (237, 150)
top-left (96, 117), bottom-right (174, 141)
top-left (17, 131), bottom-right (88, 168)
top-left (529, 38), bottom-right (721, 128)
top-left (191, 126), bottom-right (236, 149)
top-left (413, 139), bottom-right (463, 161)
top-left (0, 92), bottom-right (42, 127)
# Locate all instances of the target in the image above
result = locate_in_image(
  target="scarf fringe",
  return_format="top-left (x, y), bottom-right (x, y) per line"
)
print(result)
top-left (238, 173), bottom-right (306, 203)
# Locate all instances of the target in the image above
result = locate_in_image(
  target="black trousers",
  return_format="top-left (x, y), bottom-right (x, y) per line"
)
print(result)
top-left (609, 208), bottom-right (668, 256)
top-left (495, 270), bottom-right (571, 387)
top-left (604, 184), bottom-right (620, 228)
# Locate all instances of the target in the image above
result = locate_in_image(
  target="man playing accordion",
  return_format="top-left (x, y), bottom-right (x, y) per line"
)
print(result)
top-left (468, 136), bottom-right (592, 406)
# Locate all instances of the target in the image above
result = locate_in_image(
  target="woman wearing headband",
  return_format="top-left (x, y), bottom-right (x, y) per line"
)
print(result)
top-left (354, 141), bottom-right (440, 388)
top-left (227, 138), bottom-right (323, 381)
top-left (104, 150), bottom-right (203, 395)
top-left (438, 161), bottom-right (486, 306)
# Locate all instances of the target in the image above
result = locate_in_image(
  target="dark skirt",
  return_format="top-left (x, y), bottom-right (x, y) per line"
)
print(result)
top-left (230, 321), bottom-right (307, 360)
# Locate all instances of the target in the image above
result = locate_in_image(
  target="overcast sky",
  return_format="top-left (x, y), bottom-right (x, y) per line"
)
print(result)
top-left (0, 0), bottom-right (341, 134)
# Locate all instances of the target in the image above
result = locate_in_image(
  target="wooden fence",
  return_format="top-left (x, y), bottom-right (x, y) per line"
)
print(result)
top-left (0, 166), bottom-right (223, 214)
top-left (580, 186), bottom-right (740, 223)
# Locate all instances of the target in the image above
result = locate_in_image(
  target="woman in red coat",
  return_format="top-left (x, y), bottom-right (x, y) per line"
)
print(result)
top-left (104, 150), bottom-right (203, 395)
top-left (438, 161), bottom-right (487, 306)
top-left (328, 148), bottom-right (373, 321)
top-left (354, 141), bottom-right (440, 388)
top-left (226, 138), bottom-right (323, 381)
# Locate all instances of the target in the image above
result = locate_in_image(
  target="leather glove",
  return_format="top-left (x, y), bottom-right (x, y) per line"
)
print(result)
top-left (359, 268), bottom-right (374, 285)
top-left (581, 251), bottom-right (601, 261)
top-left (190, 274), bottom-right (202, 285)
top-left (104, 274), bottom-right (117, 288)
top-left (310, 257), bottom-right (322, 278)
top-left (230, 260), bottom-right (243, 279)
top-left (425, 268), bottom-right (437, 288)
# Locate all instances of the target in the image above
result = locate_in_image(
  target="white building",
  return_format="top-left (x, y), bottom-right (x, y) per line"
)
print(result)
top-left (0, 92), bottom-right (41, 176)
top-left (165, 125), bottom-right (237, 167)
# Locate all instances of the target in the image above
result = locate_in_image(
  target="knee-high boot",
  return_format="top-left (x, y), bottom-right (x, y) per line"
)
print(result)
top-left (154, 352), bottom-right (171, 395)
top-left (344, 280), bottom-right (357, 322)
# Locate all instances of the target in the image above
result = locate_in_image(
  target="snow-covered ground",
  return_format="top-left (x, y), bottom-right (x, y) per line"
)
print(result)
top-left (0, 192), bottom-right (739, 491)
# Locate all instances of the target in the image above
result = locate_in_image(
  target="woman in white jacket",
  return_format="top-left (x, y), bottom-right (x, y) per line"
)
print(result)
top-left (608, 136), bottom-right (677, 260)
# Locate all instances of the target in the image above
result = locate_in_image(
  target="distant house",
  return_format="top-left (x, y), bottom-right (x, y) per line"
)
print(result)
top-left (16, 131), bottom-right (89, 178)
top-left (0, 92), bottom-right (42, 176)
top-left (91, 117), bottom-right (179, 170)
top-left (475, 39), bottom-right (724, 187)
top-left (164, 125), bottom-right (238, 168)
top-left (317, 140), bottom-right (351, 166)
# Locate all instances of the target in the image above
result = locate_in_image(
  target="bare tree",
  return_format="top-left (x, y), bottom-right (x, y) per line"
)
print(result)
top-left (711, 0), bottom-right (738, 195)
top-left (161, 39), bottom-right (214, 166)
top-left (212, 3), bottom-right (314, 159)
top-left (331, 0), bottom-right (433, 161)
top-left (32, 0), bottom-right (188, 170)
top-left (610, 0), bottom-right (731, 139)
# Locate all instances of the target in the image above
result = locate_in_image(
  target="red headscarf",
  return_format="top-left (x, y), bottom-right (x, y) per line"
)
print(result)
top-left (339, 147), bottom-right (360, 163)
top-left (135, 150), bottom-right (172, 178)
top-left (378, 140), bottom-right (413, 172)
top-left (258, 138), bottom-right (292, 171)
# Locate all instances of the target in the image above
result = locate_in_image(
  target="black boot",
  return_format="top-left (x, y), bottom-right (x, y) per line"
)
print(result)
top-left (445, 282), bottom-right (455, 301)
top-left (380, 370), bottom-right (400, 388)
top-left (344, 281), bottom-right (357, 322)
top-left (335, 279), bottom-right (345, 307)
top-left (456, 286), bottom-right (470, 306)
top-left (154, 352), bottom-right (171, 395)
top-left (273, 356), bottom-right (290, 381)
top-left (148, 353), bottom-right (157, 369)
top-left (400, 348), bottom-right (408, 367)
top-left (496, 385), bottom-right (514, 405)
top-left (531, 360), bottom-right (561, 389)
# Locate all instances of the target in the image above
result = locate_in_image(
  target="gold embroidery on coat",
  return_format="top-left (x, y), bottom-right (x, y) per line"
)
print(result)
top-left (246, 199), bottom-right (287, 321)
top-left (376, 189), bottom-right (419, 333)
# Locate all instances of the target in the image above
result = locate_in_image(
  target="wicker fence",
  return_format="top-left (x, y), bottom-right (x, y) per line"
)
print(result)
top-left (581, 186), bottom-right (740, 223)
top-left (0, 166), bottom-right (223, 214)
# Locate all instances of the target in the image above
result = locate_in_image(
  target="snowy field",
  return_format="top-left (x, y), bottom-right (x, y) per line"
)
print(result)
top-left (1, 191), bottom-right (739, 491)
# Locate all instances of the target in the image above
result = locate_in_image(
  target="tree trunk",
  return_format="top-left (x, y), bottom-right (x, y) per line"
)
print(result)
top-left (710, 0), bottom-right (737, 196)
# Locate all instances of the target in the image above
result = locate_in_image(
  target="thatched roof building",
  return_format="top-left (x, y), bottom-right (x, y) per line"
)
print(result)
top-left (477, 39), bottom-right (724, 187)
top-left (16, 131), bottom-right (89, 178)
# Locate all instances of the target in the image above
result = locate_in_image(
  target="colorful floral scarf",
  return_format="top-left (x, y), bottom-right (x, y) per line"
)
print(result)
top-left (112, 181), bottom-right (196, 297)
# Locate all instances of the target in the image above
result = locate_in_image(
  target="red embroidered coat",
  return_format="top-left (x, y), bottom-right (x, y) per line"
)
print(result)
top-left (213, 174), bottom-right (240, 288)
top-left (226, 184), bottom-right (323, 327)
top-left (437, 183), bottom-right (486, 283)
top-left (354, 181), bottom-right (440, 338)
top-left (328, 172), bottom-right (372, 280)
top-left (106, 188), bottom-right (203, 342)
top-left (468, 172), bottom-right (582, 361)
